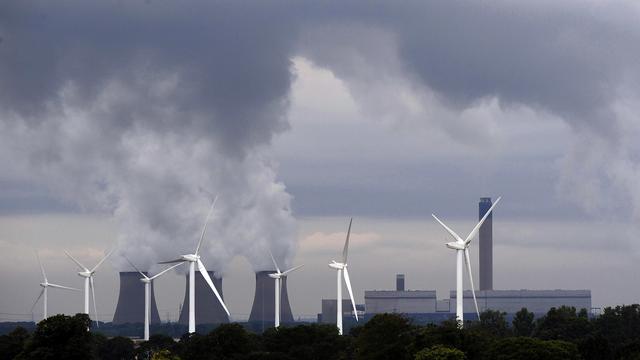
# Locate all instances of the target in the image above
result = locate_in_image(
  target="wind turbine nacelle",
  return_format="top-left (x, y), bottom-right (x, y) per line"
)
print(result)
top-left (328, 262), bottom-right (344, 270)
top-left (268, 273), bottom-right (280, 279)
top-left (39, 283), bottom-right (47, 288)
top-left (181, 254), bottom-right (199, 262)
top-left (140, 278), bottom-right (151, 283)
top-left (445, 242), bottom-right (466, 250)
top-left (78, 271), bottom-right (92, 278)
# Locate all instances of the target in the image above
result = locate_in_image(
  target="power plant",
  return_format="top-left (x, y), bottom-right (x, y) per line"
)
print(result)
top-left (178, 271), bottom-right (229, 325)
top-left (248, 271), bottom-right (294, 324)
top-left (479, 197), bottom-right (494, 291)
top-left (113, 272), bottom-right (161, 324)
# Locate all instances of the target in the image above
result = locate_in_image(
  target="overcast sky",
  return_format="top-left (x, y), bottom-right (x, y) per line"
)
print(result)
top-left (1, 1), bottom-right (640, 321)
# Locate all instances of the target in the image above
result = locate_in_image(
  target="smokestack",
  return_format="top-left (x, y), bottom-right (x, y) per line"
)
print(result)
top-left (479, 197), bottom-right (493, 290)
top-left (113, 272), bottom-right (161, 324)
top-left (396, 274), bottom-right (405, 291)
top-left (248, 271), bottom-right (294, 324)
top-left (178, 271), bottom-right (229, 325)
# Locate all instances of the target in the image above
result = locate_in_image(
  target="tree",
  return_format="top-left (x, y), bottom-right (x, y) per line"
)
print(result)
top-left (355, 313), bottom-right (415, 360)
top-left (0, 326), bottom-right (29, 360)
top-left (594, 304), bottom-right (640, 353)
top-left (534, 306), bottom-right (593, 342)
top-left (415, 345), bottom-right (466, 360)
top-left (178, 324), bottom-right (257, 360)
top-left (484, 337), bottom-right (580, 360)
top-left (512, 308), bottom-right (535, 337)
top-left (477, 310), bottom-right (509, 337)
top-left (136, 334), bottom-right (178, 360)
top-left (16, 313), bottom-right (94, 360)
top-left (97, 336), bottom-right (135, 360)
top-left (262, 324), bottom-right (348, 360)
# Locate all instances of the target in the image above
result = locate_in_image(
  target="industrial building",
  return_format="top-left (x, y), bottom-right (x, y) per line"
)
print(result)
top-left (178, 271), bottom-right (229, 325)
top-left (113, 271), bottom-right (161, 324)
top-left (359, 197), bottom-right (593, 323)
top-left (248, 271), bottom-right (294, 325)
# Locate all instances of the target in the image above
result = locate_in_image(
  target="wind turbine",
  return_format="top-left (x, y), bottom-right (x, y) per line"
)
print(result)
top-left (158, 196), bottom-right (229, 333)
top-left (31, 252), bottom-right (80, 321)
top-left (432, 196), bottom-right (501, 328)
top-left (125, 257), bottom-right (185, 341)
top-left (268, 250), bottom-right (303, 328)
top-left (64, 248), bottom-right (114, 326)
top-left (328, 218), bottom-right (358, 335)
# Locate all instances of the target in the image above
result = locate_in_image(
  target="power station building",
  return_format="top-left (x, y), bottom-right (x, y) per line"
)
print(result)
top-left (178, 271), bottom-right (229, 325)
top-left (360, 197), bottom-right (593, 322)
top-left (113, 271), bottom-right (162, 324)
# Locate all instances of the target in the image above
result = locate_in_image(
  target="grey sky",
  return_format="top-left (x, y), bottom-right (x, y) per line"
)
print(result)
top-left (1, 1), bottom-right (640, 320)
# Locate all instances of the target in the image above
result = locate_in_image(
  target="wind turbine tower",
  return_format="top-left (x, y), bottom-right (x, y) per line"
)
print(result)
top-left (328, 218), bottom-right (359, 335)
top-left (432, 197), bottom-right (501, 328)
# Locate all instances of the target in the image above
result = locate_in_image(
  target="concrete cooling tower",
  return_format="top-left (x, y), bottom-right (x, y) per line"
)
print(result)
top-left (113, 271), bottom-right (161, 324)
top-left (248, 271), bottom-right (294, 324)
top-left (178, 271), bottom-right (230, 325)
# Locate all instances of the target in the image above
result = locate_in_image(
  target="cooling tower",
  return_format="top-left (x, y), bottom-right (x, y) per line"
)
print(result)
top-left (113, 271), bottom-right (161, 324)
top-left (248, 271), bottom-right (294, 323)
top-left (479, 197), bottom-right (493, 290)
top-left (178, 271), bottom-right (229, 325)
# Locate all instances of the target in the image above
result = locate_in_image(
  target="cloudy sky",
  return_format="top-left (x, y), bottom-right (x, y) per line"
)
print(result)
top-left (1, 1), bottom-right (640, 321)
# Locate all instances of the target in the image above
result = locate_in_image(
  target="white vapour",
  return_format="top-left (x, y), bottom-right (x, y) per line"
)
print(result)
top-left (0, 69), bottom-right (296, 274)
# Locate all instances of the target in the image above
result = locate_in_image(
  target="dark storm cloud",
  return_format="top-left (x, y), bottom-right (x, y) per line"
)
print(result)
top-left (0, 1), bottom-right (295, 155)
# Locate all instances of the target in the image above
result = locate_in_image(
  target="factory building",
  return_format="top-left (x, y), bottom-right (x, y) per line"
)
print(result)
top-left (319, 299), bottom-right (365, 324)
top-left (455, 289), bottom-right (592, 315)
top-left (178, 271), bottom-right (229, 325)
top-left (113, 271), bottom-right (161, 324)
top-left (248, 271), bottom-right (294, 324)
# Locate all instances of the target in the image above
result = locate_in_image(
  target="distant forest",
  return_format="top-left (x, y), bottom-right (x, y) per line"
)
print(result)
top-left (2, 305), bottom-right (640, 359)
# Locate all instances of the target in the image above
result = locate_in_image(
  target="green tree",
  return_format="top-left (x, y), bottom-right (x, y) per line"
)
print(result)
top-left (594, 304), bottom-right (640, 353)
top-left (151, 349), bottom-right (181, 360)
top-left (512, 308), bottom-right (535, 337)
top-left (97, 336), bottom-right (135, 360)
top-left (534, 306), bottom-right (592, 342)
top-left (17, 313), bottom-right (93, 360)
top-left (355, 313), bottom-right (415, 360)
top-left (415, 345), bottom-right (466, 360)
top-left (0, 326), bottom-right (30, 360)
top-left (178, 324), bottom-right (256, 360)
top-left (136, 334), bottom-right (178, 359)
top-left (484, 337), bottom-right (580, 360)
top-left (262, 324), bottom-right (348, 360)
top-left (476, 310), bottom-right (509, 337)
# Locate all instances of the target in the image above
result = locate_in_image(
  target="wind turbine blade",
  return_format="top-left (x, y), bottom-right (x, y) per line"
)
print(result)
top-left (64, 250), bottom-right (88, 271)
top-left (158, 258), bottom-right (184, 264)
top-left (91, 248), bottom-right (114, 273)
top-left (30, 288), bottom-right (45, 313)
top-left (195, 195), bottom-right (218, 256)
top-left (431, 214), bottom-right (464, 243)
top-left (149, 261), bottom-right (186, 280)
top-left (465, 196), bottom-right (501, 244)
top-left (90, 277), bottom-right (99, 327)
top-left (268, 249), bottom-right (281, 274)
top-left (47, 283), bottom-right (81, 291)
top-left (342, 267), bottom-right (358, 321)
top-left (196, 259), bottom-right (230, 316)
top-left (124, 256), bottom-right (149, 280)
top-left (342, 218), bottom-right (353, 264)
top-left (464, 248), bottom-right (480, 319)
top-left (282, 264), bottom-right (304, 275)
top-left (36, 251), bottom-right (47, 282)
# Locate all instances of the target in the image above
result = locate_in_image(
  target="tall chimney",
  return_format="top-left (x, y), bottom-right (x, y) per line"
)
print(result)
top-left (113, 272), bottom-right (161, 324)
top-left (178, 271), bottom-right (229, 325)
top-left (396, 274), bottom-right (405, 291)
top-left (248, 271), bottom-right (294, 324)
top-left (479, 197), bottom-right (493, 290)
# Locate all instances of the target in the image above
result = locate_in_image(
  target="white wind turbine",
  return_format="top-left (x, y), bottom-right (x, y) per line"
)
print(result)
top-left (31, 252), bottom-right (81, 321)
top-left (432, 196), bottom-right (501, 328)
top-left (328, 218), bottom-right (358, 335)
top-left (64, 248), bottom-right (114, 326)
top-left (158, 196), bottom-right (229, 334)
top-left (268, 250), bottom-right (303, 328)
top-left (125, 257), bottom-right (185, 341)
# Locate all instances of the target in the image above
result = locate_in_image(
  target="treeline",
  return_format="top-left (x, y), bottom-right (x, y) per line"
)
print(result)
top-left (3, 305), bottom-right (640, 359)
